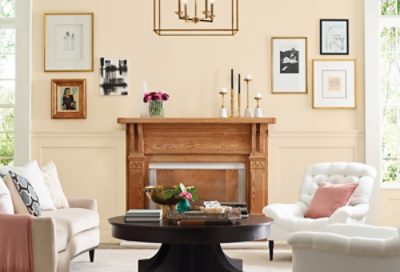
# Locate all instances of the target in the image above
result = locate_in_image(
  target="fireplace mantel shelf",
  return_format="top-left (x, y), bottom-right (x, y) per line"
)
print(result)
top-left (118, 116), bottom-right (276, 214)
top-left (118, 117), bottom-right (276, 125)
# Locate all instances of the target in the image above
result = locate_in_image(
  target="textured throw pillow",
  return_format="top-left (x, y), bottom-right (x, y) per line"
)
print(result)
top-left (7, 161), bottom-right (56, 210)
top-left (304, 182), bottom-right (358, 219)
top-left (8, 171), bottom-right (41, 216)
top-left (41, 161), bottom-right (69, 209)
top-left (0, 177), bottom-right (14, 214)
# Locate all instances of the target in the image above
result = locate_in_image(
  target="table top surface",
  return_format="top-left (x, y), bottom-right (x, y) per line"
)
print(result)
top-left (109, 215), bottom-right (273, 244)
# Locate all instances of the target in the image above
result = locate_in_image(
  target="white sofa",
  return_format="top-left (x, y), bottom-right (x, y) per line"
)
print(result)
top-left (262, 162), bottom-right (377, 260)
top-left (30, 198), bottom-right (100, 272)
top-left (288, 224), bottom-right (400, 272)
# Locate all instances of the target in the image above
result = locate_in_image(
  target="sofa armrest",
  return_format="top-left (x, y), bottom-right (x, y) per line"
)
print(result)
top-left (329, 204), bottom-right (369, 223)
top-left (262, 202), bottom-right (308, 220)
top-left (68, 198), bottom-right (97, 211)
top-left (31, 217), bottom-right (57, 272)
top-left (324, 223), bottom-right (399, 239)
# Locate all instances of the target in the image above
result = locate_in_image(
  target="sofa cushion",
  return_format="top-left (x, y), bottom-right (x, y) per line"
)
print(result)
top-left (41, 208), bottom-right (99, 239)
top-left (0, 177), bottom-right (14, 214)
top-left (8, 171), bottom-right (42, 216)
top-left (41, 162), bottom-right (69, 209)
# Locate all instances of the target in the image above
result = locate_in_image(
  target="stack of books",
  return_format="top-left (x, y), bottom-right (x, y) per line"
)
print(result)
top-left (124, 209), bottom-right (162, 222)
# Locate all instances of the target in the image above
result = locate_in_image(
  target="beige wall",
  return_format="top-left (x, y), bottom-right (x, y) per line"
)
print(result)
top-left (32, 0), bottom-right (372, 242)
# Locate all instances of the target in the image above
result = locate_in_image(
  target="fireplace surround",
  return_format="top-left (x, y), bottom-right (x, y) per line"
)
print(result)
top-left (117, 117), bottom-right (276, 214)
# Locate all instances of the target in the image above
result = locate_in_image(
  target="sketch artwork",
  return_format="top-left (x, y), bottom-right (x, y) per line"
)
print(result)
top-left (280, 48), bottom-right (299, 74)
top-left (63, 31), bottom-right (76, 51)
top-left (320, 20), bottom-right (349, 55)
top-left (99, 58), bottom-right (128, 96)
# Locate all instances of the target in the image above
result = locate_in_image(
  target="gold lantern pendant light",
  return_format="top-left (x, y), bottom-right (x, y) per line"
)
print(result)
top-left (176, 0), bottom-right (215, 24)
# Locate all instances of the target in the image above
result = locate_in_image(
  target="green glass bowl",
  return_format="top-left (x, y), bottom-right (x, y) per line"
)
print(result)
top-left (144, 186), bottom-right (181, 206)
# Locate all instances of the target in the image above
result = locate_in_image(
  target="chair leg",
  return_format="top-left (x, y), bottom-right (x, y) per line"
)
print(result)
top-left (89, 249), bottom-right (95, 263)
top-left (268, 240), bottom-right (274, 261)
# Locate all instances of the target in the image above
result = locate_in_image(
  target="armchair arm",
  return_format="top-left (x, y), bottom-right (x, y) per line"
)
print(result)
top-left (31, 217), bottom-right (57, 272)
top-left (68, 198), bottom-right (97, 211)
top-left (288, 231), bottom-right (400, 257)
top-left (324, 224), bottom-right (398, 239)
top-left (329, 204), bottom-right (369, 223)
top-left (262, 202), bottom-right (308, 220)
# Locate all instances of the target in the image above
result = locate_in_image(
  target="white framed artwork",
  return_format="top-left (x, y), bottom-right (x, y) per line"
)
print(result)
top-left (44, 13), bottom-right (94, 72)
top-left (271, 37), bottom-right (307, 94)
top-left (313, 59), bottom-right (356, 109)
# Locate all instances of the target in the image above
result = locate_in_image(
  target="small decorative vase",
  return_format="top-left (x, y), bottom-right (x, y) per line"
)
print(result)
top-left (149, 100), bottom-right (164, 118)
top-left (176, 199), bottom-right (191, 214)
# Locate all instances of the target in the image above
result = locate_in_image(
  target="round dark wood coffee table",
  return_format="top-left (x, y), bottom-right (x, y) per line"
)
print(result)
top-left (109, 215), bottom-right (273, 272)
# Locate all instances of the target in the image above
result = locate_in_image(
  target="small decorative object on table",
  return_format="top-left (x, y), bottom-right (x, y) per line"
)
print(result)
top-left (244, 75), bottom-right (253, 118)
top-left (219, 88), bottom-right (228, 118)
top-left (163, 183), bottom-right (198, 214)
top-left (254, 93), bottom-right (263, 118)
top-left (143, 91), bottom-right (169, 117)
top-left (144, 183), bottom-right (197, 217)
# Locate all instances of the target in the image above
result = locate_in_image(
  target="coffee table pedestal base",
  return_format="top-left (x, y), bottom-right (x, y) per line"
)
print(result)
top-left (139, 243), bottom-right (243, 272)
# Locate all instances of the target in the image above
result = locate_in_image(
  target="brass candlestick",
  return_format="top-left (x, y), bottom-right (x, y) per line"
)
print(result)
top-left (244, 76), bottom-right (253, 118)
top-left (230, 89), bottom-right (235, 117)
top-left (237, 94), bottom-right (241, 117)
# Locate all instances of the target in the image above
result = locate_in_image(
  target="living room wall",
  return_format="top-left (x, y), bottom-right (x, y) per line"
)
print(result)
top-left (31, 0), bottom-right (367, 242)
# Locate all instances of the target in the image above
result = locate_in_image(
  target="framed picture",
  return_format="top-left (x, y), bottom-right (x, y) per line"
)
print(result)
top-left (100, 58), bottom-right (128, 96)
top-left (51, 79), bottom-right (87, 119)
top-left (320, 19), bottom-right (349, 55)
top-left (312, 60), bottom-right (356, 109)
top-left (271, 37), bottom-right (307, 94)
top-left (44, 13), bottom-right (94, 72)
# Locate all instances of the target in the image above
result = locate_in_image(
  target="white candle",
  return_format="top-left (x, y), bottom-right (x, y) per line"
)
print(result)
top-left (255, 93), bottom-right (262, 99)
top-left (245, 74), bottom-right (252, 81)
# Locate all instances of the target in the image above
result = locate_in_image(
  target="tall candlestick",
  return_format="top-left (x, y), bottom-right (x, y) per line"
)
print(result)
top-left (178, 0), bottom-right (182, 16)
top-left (205, 0), bottom-right (209, 17)
top-left (244, 75), bottom-right (253, 118)
top-left (195, 0), bottom-right (198, 18)
top-left (237, 74), bottom-right (241, 117)
top-left (184, 0), bottom-right (188, 20)
top-left (211, 0), bottom-right (214, 18)
top-left (230, 69), bottom-right (234, 118)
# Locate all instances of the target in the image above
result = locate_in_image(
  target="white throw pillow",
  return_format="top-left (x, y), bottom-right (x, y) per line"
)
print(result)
top-left (7, 161), bottom-right (56, 210)
top-left (41, 161), bottom-right (69, 209)
top-left (0, 177), bottom-right (14, 214)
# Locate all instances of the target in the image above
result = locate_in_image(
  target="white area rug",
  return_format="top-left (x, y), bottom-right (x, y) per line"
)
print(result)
top-left (71, 248), bottom-right (292, 272)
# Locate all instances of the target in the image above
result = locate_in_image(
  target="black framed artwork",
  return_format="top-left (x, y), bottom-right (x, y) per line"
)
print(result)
top-left (320, 19), bottom-right (349, 55)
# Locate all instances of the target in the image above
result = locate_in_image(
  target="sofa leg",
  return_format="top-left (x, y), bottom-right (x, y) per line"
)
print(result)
top-left (89, 249), bottom-right (95, 263)
top-left (268, 240), bottom-right (274, 261)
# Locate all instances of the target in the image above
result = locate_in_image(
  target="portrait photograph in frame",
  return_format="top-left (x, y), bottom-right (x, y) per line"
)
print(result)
top-left (320, 19), bottom-right (349, 55)
top-left (271, 37), bottom-right (308, 94)
top-left (44, 13), bottom-right (94, 72)
top-left (51, 79), bottom-right (87, 119)
top-left (312, 59), bottom-right (356, 109)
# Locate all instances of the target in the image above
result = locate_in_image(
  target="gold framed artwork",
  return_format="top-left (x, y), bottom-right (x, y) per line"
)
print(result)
top-left (271, 37), bottom-right (308, 94)
top-left (44, 13), bottom-right (94, 72)
top-left (312, 59), bottom-right (356, 109)
top-left (51, 79), bottom-right (87, 119)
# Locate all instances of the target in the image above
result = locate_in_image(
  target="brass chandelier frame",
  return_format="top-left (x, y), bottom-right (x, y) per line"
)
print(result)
top-left (153, 0), bottom-right (239, 36)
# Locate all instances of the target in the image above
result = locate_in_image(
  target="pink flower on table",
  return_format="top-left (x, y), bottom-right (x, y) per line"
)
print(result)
top-left (179, 191), bottom-right (192, 201)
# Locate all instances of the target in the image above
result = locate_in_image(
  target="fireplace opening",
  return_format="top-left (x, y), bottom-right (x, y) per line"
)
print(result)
top-left (147, 162), bottom-right (246, 209)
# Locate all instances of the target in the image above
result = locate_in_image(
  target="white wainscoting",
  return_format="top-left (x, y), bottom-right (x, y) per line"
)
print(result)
top-left (32, 131), bottom-right (126, 243)
top-left (268, 130), bottom-right (365, 205)
top-left (32, 130), bottom-right (366, 242)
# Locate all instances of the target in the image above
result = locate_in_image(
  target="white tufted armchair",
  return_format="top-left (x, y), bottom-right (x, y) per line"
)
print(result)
top-left (262, 162), bottom-right (377, 260)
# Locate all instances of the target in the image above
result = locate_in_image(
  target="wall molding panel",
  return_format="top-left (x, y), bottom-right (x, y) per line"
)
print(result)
top-left (32, 131), bottom-right (126, 242)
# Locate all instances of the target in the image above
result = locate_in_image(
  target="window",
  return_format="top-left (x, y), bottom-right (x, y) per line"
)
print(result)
top-left (0, 0), bottom-right (15, 165)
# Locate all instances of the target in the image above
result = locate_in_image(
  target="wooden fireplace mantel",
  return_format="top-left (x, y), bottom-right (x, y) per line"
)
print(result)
top-left (118, 117), bottom-right (276, 214)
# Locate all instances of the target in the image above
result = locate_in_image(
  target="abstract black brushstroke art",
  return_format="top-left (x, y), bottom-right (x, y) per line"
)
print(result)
top-left (100, 58), bottom-right (128, 96)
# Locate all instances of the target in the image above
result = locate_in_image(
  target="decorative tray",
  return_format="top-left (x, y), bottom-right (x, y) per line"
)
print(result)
top-left (167, 209), bottom-right (242, 225)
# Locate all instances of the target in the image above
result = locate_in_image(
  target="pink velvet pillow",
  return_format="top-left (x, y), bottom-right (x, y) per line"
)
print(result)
top-left (304, 182), bottom-right (358, 219)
